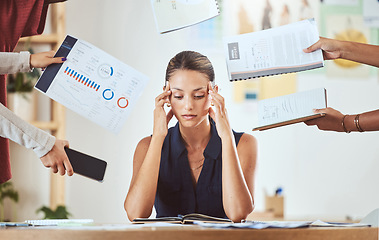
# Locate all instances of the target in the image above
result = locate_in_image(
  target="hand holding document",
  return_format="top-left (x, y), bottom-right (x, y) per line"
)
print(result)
top-left (223, 18), bottom-right (324, 81)
top-left (35, 35), bottom-right (149, 134)
top-left (253, 88), bottom-right (327, 131)
top-left (151, 0), bottom-right (220, 34)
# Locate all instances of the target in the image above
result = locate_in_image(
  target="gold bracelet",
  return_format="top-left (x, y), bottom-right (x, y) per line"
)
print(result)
top-left (354, 114), bottom-right (364, 132)
top-left (342, 115), bottom-right (350, 133)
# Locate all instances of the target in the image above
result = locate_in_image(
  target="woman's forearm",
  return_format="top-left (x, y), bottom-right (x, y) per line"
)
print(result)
top-left (344, 110), bottom-right (379, 132)
top-left (221, 135), bottom-right (254, 222)
top-left (342, 41), bottom-right (379, 68)
top-left (124, 136), bottom-right (165, 221)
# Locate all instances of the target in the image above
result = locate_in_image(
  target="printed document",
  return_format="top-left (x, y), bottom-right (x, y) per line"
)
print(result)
top-left (254, 88), bottom-right (327, 131)
top-left (223, 19), bottom-right (324, 81)
top-left (35, 35), bottom-right (149, 134)
top-left (151, 0), bottom-right (220, 33)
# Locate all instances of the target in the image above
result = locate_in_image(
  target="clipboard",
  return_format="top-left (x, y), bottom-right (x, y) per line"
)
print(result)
top-left (253, 113), bottom-right (325, 131)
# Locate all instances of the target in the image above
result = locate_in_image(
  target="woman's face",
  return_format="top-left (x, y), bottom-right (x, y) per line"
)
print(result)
top-left (168, 69), bottom-right (213, 128)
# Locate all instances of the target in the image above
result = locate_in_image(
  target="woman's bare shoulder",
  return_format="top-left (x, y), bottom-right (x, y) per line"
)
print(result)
top-left (135, 136), bottom-right (152, 155)
top-left (237, 133), bottom-right (257, 161)
top-left (238, 132), bottom-right (257, 147)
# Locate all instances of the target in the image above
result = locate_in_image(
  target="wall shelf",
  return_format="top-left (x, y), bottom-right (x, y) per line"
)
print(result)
top-left (18, 3), bottom-right (67, 210)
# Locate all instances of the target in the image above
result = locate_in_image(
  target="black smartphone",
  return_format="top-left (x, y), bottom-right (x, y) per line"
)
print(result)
top-left (64, 147), bottom-right (107, 182)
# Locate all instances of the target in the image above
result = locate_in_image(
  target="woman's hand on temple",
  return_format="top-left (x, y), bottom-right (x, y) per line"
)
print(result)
top-left (208, 82), bottom-right (232, 139)
top-left (153, 82), bottom-right (173, 138)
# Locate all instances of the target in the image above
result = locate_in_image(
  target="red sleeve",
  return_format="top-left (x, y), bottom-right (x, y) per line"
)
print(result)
top-left (0, 0), bottom-right (48, 52)
top-left (0, 0), bottom-right (49, 183)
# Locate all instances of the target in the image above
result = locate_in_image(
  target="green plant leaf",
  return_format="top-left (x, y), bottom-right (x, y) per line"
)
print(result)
top-left (36, 205), bottom-right (72, 219)
top-left (0, 181), bottom-right (19, 204)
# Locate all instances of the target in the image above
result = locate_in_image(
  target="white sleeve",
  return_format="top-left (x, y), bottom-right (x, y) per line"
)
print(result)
top-left (0, 103), bottom-right (55, 158)
top-left (0, 51), bottom-right (32, 75)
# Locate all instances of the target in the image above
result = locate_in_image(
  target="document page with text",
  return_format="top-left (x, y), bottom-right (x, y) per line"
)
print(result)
top-left (223, 18), bottom-right (324, 81)
top-left (254, 88), bottom-right (327, 131)
top-left (35, 35), bottom-right (149, 134)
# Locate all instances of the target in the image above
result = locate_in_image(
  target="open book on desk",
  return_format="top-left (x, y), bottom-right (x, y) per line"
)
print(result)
top-left (133, 213), bottom-right (232, 224)
top-left (150, 0), bottom-right (220, 34)
top-left (253, 88), bottom-right (327, 131)
top-left (223, 18), bottom-right (323, 81)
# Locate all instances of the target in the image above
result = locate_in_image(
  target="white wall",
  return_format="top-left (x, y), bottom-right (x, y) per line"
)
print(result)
top-left (8, 0), bottom-right (379, 223)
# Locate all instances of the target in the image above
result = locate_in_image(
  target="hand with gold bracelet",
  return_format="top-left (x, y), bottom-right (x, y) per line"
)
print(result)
top-left (305, 108), bottom-right (379, 132)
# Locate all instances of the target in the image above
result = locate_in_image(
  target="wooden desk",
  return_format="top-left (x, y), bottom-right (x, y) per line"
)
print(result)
top-left (0, 225), bottom-right (377, 240)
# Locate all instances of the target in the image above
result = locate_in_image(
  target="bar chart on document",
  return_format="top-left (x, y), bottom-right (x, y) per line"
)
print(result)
top-left (35, 35), bottom-right (149, 133)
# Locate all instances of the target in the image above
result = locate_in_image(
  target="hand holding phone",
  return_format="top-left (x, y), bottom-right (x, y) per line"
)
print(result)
top-left (64, 147), bottom-right (107, 182)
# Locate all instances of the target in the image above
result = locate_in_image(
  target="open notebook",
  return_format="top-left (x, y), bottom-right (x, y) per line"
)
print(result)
top-left (253, 88), bottom-right (327, 131)
top-left (133, 213), bottom-right (232, 224)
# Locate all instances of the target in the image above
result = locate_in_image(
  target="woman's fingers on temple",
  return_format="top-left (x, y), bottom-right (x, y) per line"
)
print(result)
top-left (209, 91), bottom-right (224, 109)
top-left (166, 109), bottom-right (174, 123)
top-left (155, 91), bottom-right (171, 104)
top-left (208, 81), bottom-right (214, 91)
top-left (208, 106), bottom-right (216, 119)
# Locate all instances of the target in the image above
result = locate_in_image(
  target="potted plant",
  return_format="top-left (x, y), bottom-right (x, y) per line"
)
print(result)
top-left (6, 42), bottom-right (41, 122)
top-left (0, 181), bottom-right (19, 222)
top-left (36, 205), bottom-right (72, 219)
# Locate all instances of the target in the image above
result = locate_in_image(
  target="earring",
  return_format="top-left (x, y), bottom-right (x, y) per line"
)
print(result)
top-left (167, 103), bottom-right (171, 107)
top-left (211, 102), bottom-right (214, 106)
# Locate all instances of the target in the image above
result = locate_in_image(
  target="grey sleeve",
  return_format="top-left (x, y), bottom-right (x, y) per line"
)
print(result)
top-left (0, 51), bottom-right (32, 75)
top-left (0, 103), bottom-right (55, 158)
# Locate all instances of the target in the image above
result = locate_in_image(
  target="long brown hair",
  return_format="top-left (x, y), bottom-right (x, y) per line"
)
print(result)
top-left (165, 51), bottom-right (215, 87)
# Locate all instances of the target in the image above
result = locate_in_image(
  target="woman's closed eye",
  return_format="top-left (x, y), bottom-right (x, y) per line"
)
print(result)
top-left (173, 94), bottom-right (205, 100)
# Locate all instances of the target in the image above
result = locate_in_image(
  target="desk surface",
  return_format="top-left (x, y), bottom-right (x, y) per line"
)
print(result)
top-left (0, 225), bottom-right (377, 240)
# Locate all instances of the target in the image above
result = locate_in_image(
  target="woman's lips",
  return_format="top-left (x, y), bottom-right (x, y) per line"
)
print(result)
top-left (182, 114), bottom-right (197, 120)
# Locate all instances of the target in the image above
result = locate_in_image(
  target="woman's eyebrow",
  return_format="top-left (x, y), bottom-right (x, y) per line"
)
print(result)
top-left (193, 87), bottom-right (207, 92)
top-left (171, 87), bottom-right (207, 92)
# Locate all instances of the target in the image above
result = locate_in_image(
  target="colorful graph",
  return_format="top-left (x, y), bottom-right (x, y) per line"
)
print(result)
top-left (64, 67), bottom-right (101, 91)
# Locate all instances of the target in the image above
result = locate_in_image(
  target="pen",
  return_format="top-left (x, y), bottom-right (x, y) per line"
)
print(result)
top-left (275, 187), bottom-right (282, 196)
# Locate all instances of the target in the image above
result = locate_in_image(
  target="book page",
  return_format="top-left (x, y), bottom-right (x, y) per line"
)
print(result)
top-left (35, 35), bottom-right (149, 134)
top-left (151, 0), bottom-right (220, 33)
top-left (223, 19), bottom-right (324, 81)
top-left (257, 88), bottom-right (327, 129)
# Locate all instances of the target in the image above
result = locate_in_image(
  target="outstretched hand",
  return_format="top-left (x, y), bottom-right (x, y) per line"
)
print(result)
top-left (30, 50), bottom-right (66, 69)
top-left (304, 107), bottom-right (345, 132)
top-left (303, 37), bottom-right (343, 60)
top-left (40, 139), bottom-right (73, 176)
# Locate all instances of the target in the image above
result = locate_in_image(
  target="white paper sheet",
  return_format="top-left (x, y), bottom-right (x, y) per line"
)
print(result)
top-left (35, 35), bottom-right (149, 134)
top-left (151, 0), bottom-right (220, 33)
top-left (363, 0), bottom-right (379, 28)
top-left (257, 88), bottom-right (327, 127)
top-left (223, 19), bottom-right (324, 81)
